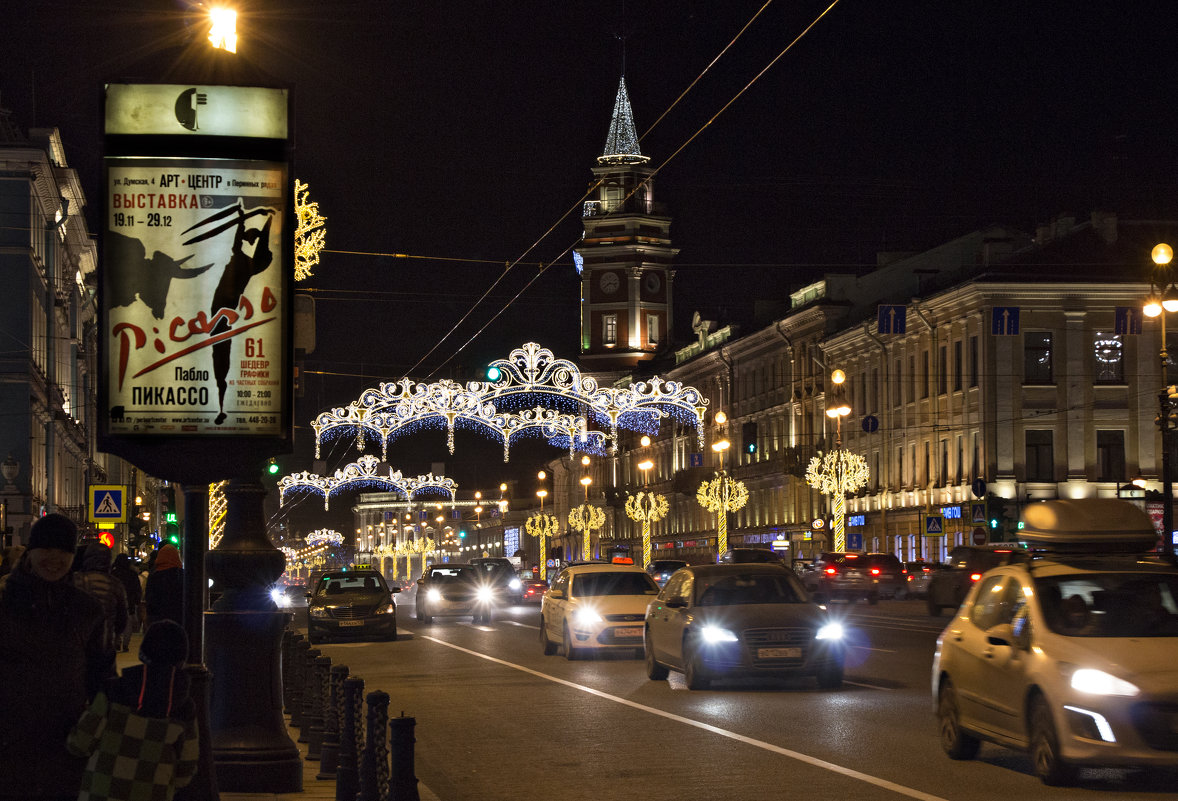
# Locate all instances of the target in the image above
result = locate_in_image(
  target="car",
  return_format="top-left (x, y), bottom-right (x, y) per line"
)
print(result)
top-left (271, 582), bottom-right (308, 608)
top-left (520, 576), bottom-right (549, 603)
top-left (799, 552), bottom-right (876, 603)
top-left (539, 563), bottom-right (660, 660)
top-left (719, 548), bottom-right (786, 565)
top-left (644, 563), bottom-right (847, 690)
top-left (859, 552), bottom-right (907, 599)
top-left (470, 556), bottom-right (523, 603)
top-left (932, 498), bottom-right (1178, 785)
top-left (646, 559), bottom-right (688, 587)
top-left (903, 560), bottom-right (940, 599)
top-left (306, 569), bottom-right (399, 644)
top-left (926, 543), bottom-right (1027, 615)
top-left (415, 563), bottom-right (498, 623)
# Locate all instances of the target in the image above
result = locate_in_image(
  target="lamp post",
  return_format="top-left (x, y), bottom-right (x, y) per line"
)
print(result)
top-left (1145, 242), bottom-right (1178, 564)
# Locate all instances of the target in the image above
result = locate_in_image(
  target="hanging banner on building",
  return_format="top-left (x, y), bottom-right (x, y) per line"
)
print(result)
top-left (103, 157), bottom-right (287, 437)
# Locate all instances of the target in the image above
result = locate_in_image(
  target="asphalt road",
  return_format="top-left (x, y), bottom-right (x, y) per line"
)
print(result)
top-left (293, 597), bottom-right (1175, 801)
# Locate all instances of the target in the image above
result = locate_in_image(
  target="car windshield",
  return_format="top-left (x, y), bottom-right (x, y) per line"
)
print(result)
top-left (696, 573), bottom-right (803, 606)
top-left (317, 575), bottom-right (385, 595)
top-left (572, 571), bottom-right (658, 596)
top-left (1035, 572), bottom-right (1178, 637)
top-left (428, 567), bottom-right (476, 583)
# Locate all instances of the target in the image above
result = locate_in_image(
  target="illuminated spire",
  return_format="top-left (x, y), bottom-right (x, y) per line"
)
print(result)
top-left (598, 77), bottom-right (649, 165)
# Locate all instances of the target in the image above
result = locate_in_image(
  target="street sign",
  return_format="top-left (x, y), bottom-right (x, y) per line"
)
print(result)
top-left (877, 304), bottom-right (907, 334)
top-left (862, 415), bottom-right (879, 433)
top-left (1114, 306), bottom-right (1143, 336)
top-left (924, 513), bottom-right (944, 536)
top-left (847, 532), bottom-right (863, 551)
top-left (689, 452), bottom-right (704, 468)
top-left (88, 485), bottom-right (127, 524)
top-left (971, 478), bottom-right (986, 498)
top-left (970, 501), bottom-right (986, 525)
top-left (972, 526), bottom-right (988, 545)
top-left (991, 306), bottom-right (1020, 335)
top-left (811, 518), bottom-right (826, 530)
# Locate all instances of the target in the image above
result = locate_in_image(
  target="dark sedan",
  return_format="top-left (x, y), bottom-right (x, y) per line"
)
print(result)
top-left (644, 564), bottom-right (847, 690)
top-left (307, 569), bottom-right (400, 644)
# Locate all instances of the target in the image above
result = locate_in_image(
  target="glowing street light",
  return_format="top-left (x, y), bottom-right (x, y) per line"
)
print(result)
top-left (207, 7), bottom-right (238, 53)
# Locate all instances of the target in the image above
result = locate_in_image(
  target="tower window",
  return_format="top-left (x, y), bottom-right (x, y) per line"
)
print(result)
top-left (603, 314), bottom-right (618, 346)
top-left (646, 313), bottom-right (658, 347)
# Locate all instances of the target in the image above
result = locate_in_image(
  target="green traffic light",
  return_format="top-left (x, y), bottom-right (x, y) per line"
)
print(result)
top-left (990, 518), bottom-right (999, 529)
top-left (268, 459), bottom-right (280, 475)
top-left (169, 535), bottom-right (179, 545)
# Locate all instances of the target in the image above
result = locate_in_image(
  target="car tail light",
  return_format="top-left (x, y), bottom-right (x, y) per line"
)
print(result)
top-left (970, 573), bottom-right (982, 582)
top-left (870, 568), bottom-right (880, 576)
top-left (824, 567), bottom-right (837, 575)
top-left (922, 567), bottom-right (931, 573)
top-left (907, 575), bottom-right (914, 582)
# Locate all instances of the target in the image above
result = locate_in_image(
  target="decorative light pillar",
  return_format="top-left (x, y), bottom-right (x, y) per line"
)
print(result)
top-left (525, 514), bottom-right (559, 580)
top-left (696, 475), bottom-right (748, 560)
top-left (568, 505), bottom-right (605, 561)
top-left (625, 492), bottom-right (668, 568)
top-left (805, 450), bottom-right (870, 553)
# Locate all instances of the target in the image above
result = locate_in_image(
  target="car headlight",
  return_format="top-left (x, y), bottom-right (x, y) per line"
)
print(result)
top-left (700, 625), bottom-right (738, 644)
top-left (426, 588), bottom-right (442, 602)
top-left (816, 621), bottom-right (844, 641)
top-left (1070, 668), bottom-right (1140, 697)
top-left (477, 587), bottom-right (495, 603)
top-left (374, 604), bottom-right (395, 615)
top-left (310, 607), bottom-right (329, 619)
top-left (270, 588), bottom-right (289, 607)
top-left (573, 607), bottom-right (603, 627)
top-left (509, 578), bottom-right (523, 590)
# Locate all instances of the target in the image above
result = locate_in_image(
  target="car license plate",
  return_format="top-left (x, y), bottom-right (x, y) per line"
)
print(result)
top-left (757, 647), bottom-right (801, 659)
top-left (614, 626), bottom-right (643, 638)
top-left (339, 620), bottom-right (364, 627)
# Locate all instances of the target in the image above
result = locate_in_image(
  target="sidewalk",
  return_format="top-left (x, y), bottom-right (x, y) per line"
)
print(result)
top-left (116, 632), bottom-right (438, 801)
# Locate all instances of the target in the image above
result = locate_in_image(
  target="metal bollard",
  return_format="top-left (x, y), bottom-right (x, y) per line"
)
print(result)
top-left (280, 630), bottom-right (297, 713)
top-left (387, 712), bottom-right (420, 801)
top-left (306, 655), bottom-right (331, 761)
top-left (316, 664), bottom-right (348, 780)
top-left (297, 647), bottom-right (320, 742)
top-left (357, 690), bottom-right (389, 801)
top-left (288, 638), bottom-right (310, 726)
top-left (335, 676), bottom-right (364, 801)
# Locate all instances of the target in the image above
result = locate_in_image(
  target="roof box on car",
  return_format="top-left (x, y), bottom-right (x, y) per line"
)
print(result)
top-left (1020, 499), bottom-right (1157, 553)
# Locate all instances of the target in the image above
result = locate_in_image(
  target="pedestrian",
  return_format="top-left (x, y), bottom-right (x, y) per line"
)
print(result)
top-left (74, 542), bottom-right (129, 663)
top-left (111, 553), bottom-right (142, 651)
top-left (68, 620), bottom-right (198, 801)
top-left (144, 543), bottom-right (183, 627)
top-left (0, 513), bottom-right (107, 801)
top-left (0, 544), bottom-right (24, 579)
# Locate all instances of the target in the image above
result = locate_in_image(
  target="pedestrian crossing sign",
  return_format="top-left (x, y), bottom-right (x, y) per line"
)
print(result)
top-left (88, 485), bottom-right (127, 523)
top-left (970, 502), bottom-right (986, 525)
top-left (924, 513), bottom-right (944, 536)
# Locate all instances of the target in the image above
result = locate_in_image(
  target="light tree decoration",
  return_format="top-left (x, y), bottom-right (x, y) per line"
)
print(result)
top-left (293, 179), bottom-right (326, 282)
top-left (697, 476), bottom-right (749, 560)
top-left (208, 481), bottom-right (228, 550)
top-left (625, 492), bottom-right (669, 569)
top-left (805, 450), bottom-right (870, 552)
top-left (415, 537), bottom-right (436, 577)
top-left (568, 504), bottom-right (606, 562)
top-left (277, 455), bottom-right (457, 511)
top-left (525, 513), bottom-right (560, 581)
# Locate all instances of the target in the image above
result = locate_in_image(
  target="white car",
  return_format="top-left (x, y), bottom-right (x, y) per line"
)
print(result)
top-left (932, 498), bottom-right (1178, 785)
top-left (540, 562), bottom-right (660, 659)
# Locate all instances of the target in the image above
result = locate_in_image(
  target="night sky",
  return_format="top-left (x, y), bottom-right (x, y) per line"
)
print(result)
top-left (6, 0), bottom-right (1178, 531)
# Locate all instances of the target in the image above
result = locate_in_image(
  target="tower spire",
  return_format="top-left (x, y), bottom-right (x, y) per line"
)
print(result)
top-left (598, 77), bottom-right (649, 166)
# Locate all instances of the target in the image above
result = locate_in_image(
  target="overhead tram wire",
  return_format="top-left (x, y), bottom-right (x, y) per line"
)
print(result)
top-left (423, 0), bottom-right (844, 377)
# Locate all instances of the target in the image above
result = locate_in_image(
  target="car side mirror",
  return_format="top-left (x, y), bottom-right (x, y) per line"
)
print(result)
top-left (547, 589), bottom-right (564, 600)
top-left (390, 586), bottom-right (401, 594)
top-left (986, 623), bottom-right (1016, 648)
top-left (666, 597), bottom-right (688, 609)
top-left (416, 579), bottom-right (424, 586)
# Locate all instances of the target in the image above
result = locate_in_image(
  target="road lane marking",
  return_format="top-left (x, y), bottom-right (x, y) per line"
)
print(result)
top-left (418, 634), bottom-right (948, 801)
top-left (844, 679), bottom-right (896, 691)
top-left (849, 645), bottom-right (896, 653)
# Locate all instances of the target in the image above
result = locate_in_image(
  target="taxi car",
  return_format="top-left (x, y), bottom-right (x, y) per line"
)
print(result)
top-left (644, 563), bottom-right (846, 690)
top-left (306, 569), bottom-right (399, 644)
top-left (539, 562), bottom-right (660, 659)
top-left (932, 498), bottom-right (1178, 785)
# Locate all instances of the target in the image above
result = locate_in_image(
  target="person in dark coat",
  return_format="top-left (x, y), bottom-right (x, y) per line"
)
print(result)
top-left (0, 513), bottom-right (107, 801)
top-left (74, 542), bottom-right (129, 662)
top-left (144, 544), bottom-right (183, 627)
top-left (111, 553), bottom-right (142, 651)
top-left (69, 620), bottom-right (198, 801)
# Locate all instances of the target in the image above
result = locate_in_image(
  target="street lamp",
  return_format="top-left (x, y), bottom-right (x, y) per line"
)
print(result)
top-left (825, 368), bottom-right (852, 447)
top-left (1144, 242), bottom-right (1178, 564)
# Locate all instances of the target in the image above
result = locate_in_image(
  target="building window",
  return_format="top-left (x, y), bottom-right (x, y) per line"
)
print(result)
top-left (923, 441), bottom-right (930, 486)
top-left (953, 340), bottom-right (963, 392)
top-left (894, 358), bottom-right (903, 407)
top-left (1025, 430), bottom-right (1054, 482)
top-left (969, 335), bottom-right (979, 387)
top-left (921, 351), bottom-right (930, 398)
top-left (646, 313), bottom-right (659, 347)
top-left (939, 440), bottom-right (948, 487)
top-left (602, 314), bottom-right (617, 346)
top-left (938, 346), bottom-right (948, 395)
top-left (1024, 332), bottom-right (1054, 385)
top-left (1096, 430), bottom-right (1125, 482)
top-left (908, 355), bottom-right (917, 403)
top-left (897, 446), bottom-right (904, 488)
top-left (972, 431), bottom-right (980, 480)
top-left (1092, 332), bottom-right (1124, 384)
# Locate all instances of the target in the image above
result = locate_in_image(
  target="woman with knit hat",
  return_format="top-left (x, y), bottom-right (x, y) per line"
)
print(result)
top-left (0, 513), bottom-right (108, 801)
top-left (144, 543), bottom-right (183, 627)
top-left (69, 619), bottom-right (198, 801)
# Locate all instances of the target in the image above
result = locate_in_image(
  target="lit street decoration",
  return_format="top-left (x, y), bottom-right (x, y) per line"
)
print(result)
top-left (306, 529), bottom-right (344, 547)
top-left (625, 491), bottom-right (668, 569)
top-left (524, 513), bottom-right (560, 580)
top-left (208, 480), bottom-right (227, 549)
top-left (805, 449), bottom-right (870, 552)
top-left (277, 454), bottom-right (456, 510)
top-left (696, 476), bottom-right (749, 559)
top-left (293, 179), bottom-right (326, 282)
top-left (567, 504), bottom-right (606, 562)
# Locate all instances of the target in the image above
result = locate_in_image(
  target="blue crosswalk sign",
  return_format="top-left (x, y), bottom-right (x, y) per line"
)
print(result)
top-left (924, 514), bottom-right (944, 535)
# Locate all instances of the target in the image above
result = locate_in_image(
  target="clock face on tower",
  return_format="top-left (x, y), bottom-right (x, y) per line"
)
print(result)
top-left (643, 272), bottom-right (661, 293)
top-left (599, 271), bottom-right (620, 294)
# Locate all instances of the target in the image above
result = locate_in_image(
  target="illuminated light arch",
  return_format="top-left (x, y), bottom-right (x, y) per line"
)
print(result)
top-left (278, 454), bottom-right (457, 511)
top-left (305, 529), bottom-right (344, 547)
top-left (311, 342), bottom-right (708, 461)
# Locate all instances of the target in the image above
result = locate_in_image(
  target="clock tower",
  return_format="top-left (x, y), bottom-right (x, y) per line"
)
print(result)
top-left (577, 77), bottom-right (676, 371)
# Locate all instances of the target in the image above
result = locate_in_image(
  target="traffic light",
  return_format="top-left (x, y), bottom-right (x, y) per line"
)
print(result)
top-left (459, 530), bottom-right (467, 539)
top-left (165, 522), bottom-right (180, 546)
top-left (267, 457), bottom-right (280, 475)
top-left (742, 421), bottom-right (758, 455)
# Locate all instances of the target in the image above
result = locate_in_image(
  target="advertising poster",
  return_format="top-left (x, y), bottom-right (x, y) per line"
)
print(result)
top-left (104, 157), bottom-right (286, 437)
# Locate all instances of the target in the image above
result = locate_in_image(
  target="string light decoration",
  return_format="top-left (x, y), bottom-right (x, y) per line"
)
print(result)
top-left (277, 454), bottom-right (457, 511)
top-left (293, 179), bottom-right (326, 282)
top-left (524, 513), bottom-right (560, 580)
top-left (568, 504), bottom-right (606, 562)
top-left (311, 342), bottom-right (708, 461)
top-left (625, 492), bottom-right (669, 569)
top-left (208, 480), bottom-right (227, 549)
top-left (696, 476), bottom-right (749, 559)
top-left (306, 529), bottom-right (344, 547)
top-left (805, 449), bottom-right (870, 552)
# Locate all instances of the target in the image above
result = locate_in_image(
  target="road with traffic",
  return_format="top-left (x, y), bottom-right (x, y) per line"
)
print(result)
top-left (294, 596), bottom-right (1173, 800)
